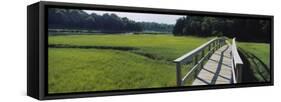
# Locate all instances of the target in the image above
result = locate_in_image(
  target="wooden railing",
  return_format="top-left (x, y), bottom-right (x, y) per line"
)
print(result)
top-left (230, 38), bottom-right (243, 83)
top-left (173, 37), bottom-right (227, 86)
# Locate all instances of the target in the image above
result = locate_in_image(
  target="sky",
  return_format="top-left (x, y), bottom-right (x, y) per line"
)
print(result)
top-left (84, 10), bottom-right (185, 25)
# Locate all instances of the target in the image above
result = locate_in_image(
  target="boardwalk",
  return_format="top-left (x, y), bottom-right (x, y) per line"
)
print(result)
top-left (192, 45), bottom-right (233, 85)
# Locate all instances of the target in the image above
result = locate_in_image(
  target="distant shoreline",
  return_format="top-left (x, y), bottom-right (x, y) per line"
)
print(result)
top-left (48, 29), bottom-right (172, 35)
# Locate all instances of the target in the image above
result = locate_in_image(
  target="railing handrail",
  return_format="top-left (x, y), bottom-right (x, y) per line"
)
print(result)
top-left (174, 37), bottom-right (225, 63)
top-left (231, 38), bottom-right (243, 83)
top-left (232, 38), bottom-right (243, 66)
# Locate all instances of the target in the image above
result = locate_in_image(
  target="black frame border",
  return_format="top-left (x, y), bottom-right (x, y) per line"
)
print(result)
top-left (38, 1), bottom-right (273, 100)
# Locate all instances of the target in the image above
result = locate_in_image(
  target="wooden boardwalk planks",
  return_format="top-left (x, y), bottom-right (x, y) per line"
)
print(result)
top-left (192, 45), bottom-right (233, 85)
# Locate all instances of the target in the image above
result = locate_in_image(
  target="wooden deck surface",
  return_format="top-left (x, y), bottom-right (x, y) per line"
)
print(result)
top-left (192, 45), bottom-right (233, 85)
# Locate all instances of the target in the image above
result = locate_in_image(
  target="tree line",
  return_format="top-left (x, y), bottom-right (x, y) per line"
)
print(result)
top-left (48, 8), bottom-right (174, 33)
top-left (48, 8), bottom-right (270, 43)
top-left (173, 16), bottom-right (270, 43)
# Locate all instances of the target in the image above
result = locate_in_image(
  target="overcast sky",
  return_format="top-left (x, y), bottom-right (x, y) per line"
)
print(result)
top-left (84, 10), bottom-right (185, 25)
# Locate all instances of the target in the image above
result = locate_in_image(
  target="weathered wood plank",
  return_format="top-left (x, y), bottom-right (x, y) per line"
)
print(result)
top-left (192, 45), bottom-right (233, 85)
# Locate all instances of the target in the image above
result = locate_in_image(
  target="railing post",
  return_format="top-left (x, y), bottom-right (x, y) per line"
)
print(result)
top-left (208, 45), bottom-right (211, 58)
top-left (219, 40), bottom-right (221, 47)
top-left (201, 49), bottom-right (205, 58)
top-left (213, 41), bottom-right (216, 51)
top-left (200, 50), bottom-right (205, 69)
top-left (217, 40), bottom-right (220, 48)
top-left (216, 41), bottom-right (218, 49)
top-left (208, 44), bottom-right (211, 51)
top-left (218, 40), bottom-right (220, 48)
top-left (176, 62), bottom-right (182, 86)
top-left (194, 55), bottom-right (198, 65)
top-left (211, 42), bottom-right (215, 53)
top-left (213, 42), bottom-right (216, 52)
top-left (236, 64), bottom-right (243, 83)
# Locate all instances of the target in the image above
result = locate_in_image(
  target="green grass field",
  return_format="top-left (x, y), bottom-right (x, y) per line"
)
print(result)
top-left (48, 34), bottom-right (212, 93)
top-left (238, 42), bottom-right (270, 82)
